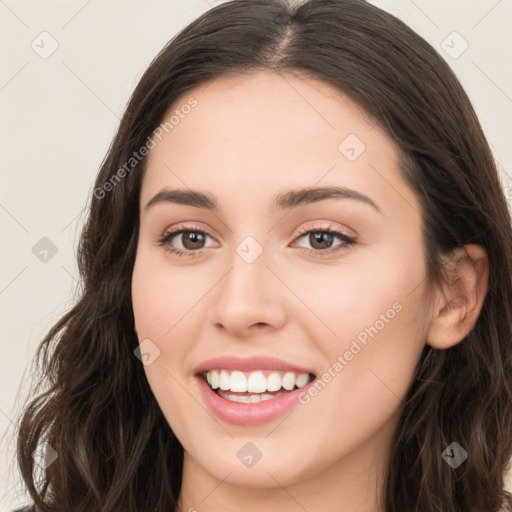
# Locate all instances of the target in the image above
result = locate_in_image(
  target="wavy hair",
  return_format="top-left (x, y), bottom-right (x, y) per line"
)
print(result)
top-left (15, 0), bottom-right (512, 510)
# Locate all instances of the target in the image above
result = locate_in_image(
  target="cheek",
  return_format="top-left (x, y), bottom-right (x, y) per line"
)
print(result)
top-left (301, 240), bottom-right (428, 401)
top-left (131, 249), bottom-right (207, 394)
top-left (131, 249), bottom-right (204, 334)
top-left (293, 240), bottom-right (426, 342)
top-left (290, 277), bottom-right (427, 478)
top-left (131, 256), bottom-right (196, 434)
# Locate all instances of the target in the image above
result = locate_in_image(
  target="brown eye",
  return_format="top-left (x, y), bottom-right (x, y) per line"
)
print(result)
top-left (292, 226), bottom-right (357, 257)
top-left (308, 231), bottom-right (336, 250)
top-left (179, 231), bottom-right (206, 250)
top-left (157, 226), bottom-right (216, 257)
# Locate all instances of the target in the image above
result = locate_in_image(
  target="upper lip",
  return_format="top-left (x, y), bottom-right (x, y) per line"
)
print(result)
top-left (194, 355), bottom-right (316, 376)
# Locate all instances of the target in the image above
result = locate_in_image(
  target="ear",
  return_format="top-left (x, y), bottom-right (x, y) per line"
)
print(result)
top-left (426, 244), bottom-right (489, 349)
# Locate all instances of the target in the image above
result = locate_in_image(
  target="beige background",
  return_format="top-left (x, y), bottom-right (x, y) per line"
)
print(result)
top-left (1, 0), bottom-right (511, 508)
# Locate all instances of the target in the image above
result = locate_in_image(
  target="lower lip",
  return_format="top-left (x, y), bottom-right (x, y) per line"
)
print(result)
top-left (195, 375), bottom-right (314, 426)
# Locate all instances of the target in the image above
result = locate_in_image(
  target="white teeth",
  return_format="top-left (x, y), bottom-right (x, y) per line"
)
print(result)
top-left (210, 370), bottom-right (219, 389)
top-left (295, 373), bottom-right (309, 388)
top-left (205, 369), bottom-right (312, 394)
top-left (218, 390), bottom-right (280, 403)
top-left (230, 371), bottom-right (247, 392)
top-left (247, 371), bottom-right (267, 393)
top-left (266, 372), bottom-right (282, 392)
top-left (223, 392), bottom-right (251, 404)
top-left (219, 369), bottom-right (231, 390)
top-left (282, 372), bottom-right (296, 391)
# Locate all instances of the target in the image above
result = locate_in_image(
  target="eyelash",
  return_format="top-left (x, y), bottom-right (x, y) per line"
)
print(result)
top-left (157, 222), bottom-right (357, 259)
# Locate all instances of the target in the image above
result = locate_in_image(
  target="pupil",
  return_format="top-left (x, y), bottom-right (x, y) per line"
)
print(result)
top-left (184, 231), bottom-right (204, 249)
top-left (310, 232), bottom-right (333, 249)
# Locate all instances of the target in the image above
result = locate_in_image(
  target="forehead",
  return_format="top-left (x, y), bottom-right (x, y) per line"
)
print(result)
top-left (140, 70), bottom-right (421, 220)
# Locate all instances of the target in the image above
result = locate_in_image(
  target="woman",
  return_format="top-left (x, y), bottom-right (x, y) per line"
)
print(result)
top-left (14, 0), bottom-right (512, 510)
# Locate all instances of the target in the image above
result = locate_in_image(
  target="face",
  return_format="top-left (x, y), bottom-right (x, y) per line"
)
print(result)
top-left (131, 70), bottom-right (433, 490)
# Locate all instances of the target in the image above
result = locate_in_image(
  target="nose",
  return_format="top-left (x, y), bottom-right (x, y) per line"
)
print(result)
top-left (207, 245), bottom-right (287, 338)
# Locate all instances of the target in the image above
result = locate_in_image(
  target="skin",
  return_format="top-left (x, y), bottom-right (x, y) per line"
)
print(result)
top-left (131, 70), bottom-right (489, 512)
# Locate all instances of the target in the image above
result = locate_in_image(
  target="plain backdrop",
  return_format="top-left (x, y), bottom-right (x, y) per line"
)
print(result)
top-left (1, 0), bottom-right (511, 508)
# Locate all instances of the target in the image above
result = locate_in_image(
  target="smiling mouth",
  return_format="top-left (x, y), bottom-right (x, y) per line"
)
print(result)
top-left (201, 369), bottom-right (316, 403)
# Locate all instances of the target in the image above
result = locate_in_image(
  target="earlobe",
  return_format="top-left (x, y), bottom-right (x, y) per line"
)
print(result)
top-left (426, 244), bottom-right (489, 349)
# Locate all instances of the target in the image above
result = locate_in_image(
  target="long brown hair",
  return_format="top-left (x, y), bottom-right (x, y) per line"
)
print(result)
top-left (16, 0), bottom-right (512, 510)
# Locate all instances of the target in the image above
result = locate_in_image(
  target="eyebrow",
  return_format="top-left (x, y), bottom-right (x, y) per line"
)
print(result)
top-left (144, 186), bottom-right (381, 214)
